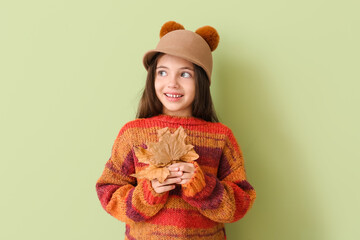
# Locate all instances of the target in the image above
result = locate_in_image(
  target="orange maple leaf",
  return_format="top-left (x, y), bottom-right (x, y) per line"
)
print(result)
top-left (131, 126), bottom-right (199, 183)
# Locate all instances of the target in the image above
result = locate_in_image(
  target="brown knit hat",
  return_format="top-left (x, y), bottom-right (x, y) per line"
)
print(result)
top-left (143, 21), bottom-right (220, 84)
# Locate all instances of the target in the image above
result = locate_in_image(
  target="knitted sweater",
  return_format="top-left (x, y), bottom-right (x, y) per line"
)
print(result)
top-left (96, 114), bottom-right (256, 240)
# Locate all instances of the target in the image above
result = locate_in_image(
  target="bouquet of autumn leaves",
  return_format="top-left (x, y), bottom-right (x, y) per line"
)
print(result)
top-left (131, 126), bottom-right (199, 183)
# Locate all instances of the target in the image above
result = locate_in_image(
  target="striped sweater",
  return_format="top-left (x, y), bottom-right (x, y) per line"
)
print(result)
top-left (96, 114), bottom-right (256, 240)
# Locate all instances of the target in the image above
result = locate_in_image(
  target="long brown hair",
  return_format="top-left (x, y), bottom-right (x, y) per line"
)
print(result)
top-left (136, 53), bottom-right (219, 122)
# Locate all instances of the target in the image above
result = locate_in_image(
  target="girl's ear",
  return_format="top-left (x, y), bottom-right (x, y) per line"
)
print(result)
top-left (160, 21), bottom-right (185, 38)
top-left (195, 26), bottom-right (220, 52)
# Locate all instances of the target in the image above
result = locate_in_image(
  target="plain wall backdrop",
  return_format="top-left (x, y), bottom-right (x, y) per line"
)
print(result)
top-left (1, 0), bottom-right (359, 239)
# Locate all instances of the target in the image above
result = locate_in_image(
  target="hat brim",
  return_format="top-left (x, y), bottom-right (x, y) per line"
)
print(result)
top-left (142, 49), bottom-right (211, 81)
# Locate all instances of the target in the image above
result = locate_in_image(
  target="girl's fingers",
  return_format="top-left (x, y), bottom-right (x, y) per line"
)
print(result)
top-left (167, 163), bottom-right (195, 185)
top-left (160, 177), bottom-right (182, 186)
top-left (181, 164), bottom-right (195, 173)
top-left (155, 184), bottom-right (176, 194)
top-left (167, 170), bottom-right (183, 178)
top-left (151, 178), bottom-right (180, 193)
top-left (168, 166), bottom-right (179, 172)
top-left (154, 173), bottom-right (193, 187)
top-left (168, 163), bottom-right (182, 171)
top-left (180, 172), bottom-right (193, 179)
top-left (169, 163), bottom-right (194, 173)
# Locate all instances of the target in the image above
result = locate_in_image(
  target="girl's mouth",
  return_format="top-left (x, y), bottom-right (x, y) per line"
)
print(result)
top-left (164, 93), bottom-right (183, 98)
top-left (164, 93), bottom-right (183, 102)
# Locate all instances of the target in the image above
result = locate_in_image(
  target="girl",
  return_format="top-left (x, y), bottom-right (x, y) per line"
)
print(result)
top-left (96, 21), bottom-right (256, 240)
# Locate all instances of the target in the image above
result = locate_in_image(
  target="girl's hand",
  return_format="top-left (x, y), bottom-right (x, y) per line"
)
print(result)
top-left (150, 170), bottom-right (182, 194)
top-left (168, 162), bottom-right (195, 185)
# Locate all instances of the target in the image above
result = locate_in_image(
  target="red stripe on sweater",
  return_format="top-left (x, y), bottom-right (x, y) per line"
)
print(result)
top-left (226, 132), bottom-right (243, 156)
top-left (227, 182), bottom-right (251, 222)
top-left (120, 118), bottom-right (229, 135)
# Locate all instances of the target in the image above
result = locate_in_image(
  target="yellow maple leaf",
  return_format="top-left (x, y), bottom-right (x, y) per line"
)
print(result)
top-left (131, 126), bottom-right (199, 183)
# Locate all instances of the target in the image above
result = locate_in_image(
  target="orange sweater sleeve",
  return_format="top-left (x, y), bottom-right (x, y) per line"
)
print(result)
top-left (96, 126), bottom-right (169, 224)
top-left (181, 128), bottom-right (256, 223)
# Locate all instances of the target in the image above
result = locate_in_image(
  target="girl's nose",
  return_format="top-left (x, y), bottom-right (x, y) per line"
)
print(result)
top-left (167, 75), bottom-right (179, 88)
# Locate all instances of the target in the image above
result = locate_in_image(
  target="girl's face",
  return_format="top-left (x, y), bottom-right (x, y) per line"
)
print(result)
top-left (155, 54), bottom-right (196, 117)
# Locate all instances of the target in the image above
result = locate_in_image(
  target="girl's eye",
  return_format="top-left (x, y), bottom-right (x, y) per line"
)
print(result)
top-left (158, 70), bottom-right (167, 77)
top-left (181, 72), bottom-right (192, 78)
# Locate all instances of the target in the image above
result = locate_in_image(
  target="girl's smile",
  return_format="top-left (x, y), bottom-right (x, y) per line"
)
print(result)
top-left (164, 92), bottom-right (184, 101)
top-left (155, 54), bottom-right (196, 117)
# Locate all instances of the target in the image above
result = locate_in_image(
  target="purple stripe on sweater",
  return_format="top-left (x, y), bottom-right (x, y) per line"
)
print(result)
top-left (217, 153), bottom-right (232, 180)
top-left (183, 174), bottom-right (224, 210)
top-left (235, 180), bottom-right (254, 191)
top-left (153, 226), bottom-right (225, 238)
top-left (105, 151), bottom-right (136, 177)
top-left (105, 161), bottom-right (120, 174)
top-left (105, 150), bottom-right (135, 176)
top-left (126, 188), bottom-right (146, 222)
top-left (121, 151), bottom-right (135, 175)
top-left (194, 146), bottom-right (222, 167)
top-left (200, 176), bottom-right (224, 210)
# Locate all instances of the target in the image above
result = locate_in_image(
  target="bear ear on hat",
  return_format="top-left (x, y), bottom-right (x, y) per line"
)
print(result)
top-left (160, 21), bottom-right (185, 38)
top-left (195, 26), bottom-right (220, 51)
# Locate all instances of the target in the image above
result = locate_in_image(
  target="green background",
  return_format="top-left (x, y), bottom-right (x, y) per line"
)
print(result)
top-left (1, 0), bottom-right (359, 239)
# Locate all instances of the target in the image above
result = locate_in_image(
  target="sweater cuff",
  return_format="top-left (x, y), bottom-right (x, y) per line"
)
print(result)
top-left (141, 179), bottom-right (169, 205)
top-left (181, 161), bottom-right (206, 197)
